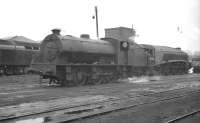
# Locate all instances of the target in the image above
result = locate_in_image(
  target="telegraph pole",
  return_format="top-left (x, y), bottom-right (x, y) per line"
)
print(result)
top-left (95, 6), bottom-right (99, 39)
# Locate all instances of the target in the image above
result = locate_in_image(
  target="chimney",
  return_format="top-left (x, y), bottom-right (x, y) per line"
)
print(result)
top-left (51, 28), bottom-right (61, 35)
top-left (80, 34), bottom-right (90, 39)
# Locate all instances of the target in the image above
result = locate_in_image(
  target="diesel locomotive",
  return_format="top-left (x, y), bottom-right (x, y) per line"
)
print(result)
top-left (31, 27), bottom-right (190, 86)
top-left (0, 36), bottom-right (39, 75)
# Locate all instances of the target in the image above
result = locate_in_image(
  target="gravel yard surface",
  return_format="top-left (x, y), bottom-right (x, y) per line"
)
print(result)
top-left (0, 74), bottom-right (200, 123)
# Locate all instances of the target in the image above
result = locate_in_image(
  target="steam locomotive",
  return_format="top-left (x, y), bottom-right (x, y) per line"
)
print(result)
top-left (31, 27), bottom-right (190, 86)
top-left (0, 36), bottom-right (39, 75)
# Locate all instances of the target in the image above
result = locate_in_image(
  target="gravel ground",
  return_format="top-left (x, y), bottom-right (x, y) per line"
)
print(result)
top-left (0, 74), bottom-right (199, 107)
top-left (0, 74), bottom-right (200, 123)
top-left (70, 92), bottom-right (200, 123)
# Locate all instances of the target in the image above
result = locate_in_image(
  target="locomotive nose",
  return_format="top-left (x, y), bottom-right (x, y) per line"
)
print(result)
top-left (44, 42), bottom-right (59, 62)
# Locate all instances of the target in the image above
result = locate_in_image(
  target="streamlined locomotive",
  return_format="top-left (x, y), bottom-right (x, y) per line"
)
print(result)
top-left (141, 44), bottom-right (190, 75)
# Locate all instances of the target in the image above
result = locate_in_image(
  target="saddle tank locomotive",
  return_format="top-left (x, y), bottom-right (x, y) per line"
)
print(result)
top-left (31, 27), bottom-right (190, 86)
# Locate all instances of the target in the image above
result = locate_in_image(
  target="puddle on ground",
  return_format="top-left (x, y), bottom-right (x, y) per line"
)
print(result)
top-left (15, 117), bottom-right (44, 123)
top-left (14, 104), bottom-right (105, 123)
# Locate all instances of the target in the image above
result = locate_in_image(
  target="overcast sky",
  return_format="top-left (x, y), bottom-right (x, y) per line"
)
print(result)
top-left (0, 0), bottom-right (199, 53)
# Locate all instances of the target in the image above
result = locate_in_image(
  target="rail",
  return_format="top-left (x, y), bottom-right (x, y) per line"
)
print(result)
top-left (165, 109), bottom-right (200, 123)
top-left (1, 87), bottom-right (200, 123)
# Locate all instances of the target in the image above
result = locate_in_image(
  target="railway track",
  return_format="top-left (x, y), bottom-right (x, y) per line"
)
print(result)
top-left (1, 86), bottom-right (200, 123)
top-left (165, 109), bottom-right (200, 123)
top-left (49, 89), bottom-right (200, 123)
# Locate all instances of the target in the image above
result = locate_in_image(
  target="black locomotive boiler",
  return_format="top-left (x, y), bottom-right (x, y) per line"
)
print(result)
top-left (0, 36), bottom-right (39, 75)
top-left (31, 27), bottom-right (191, 86)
